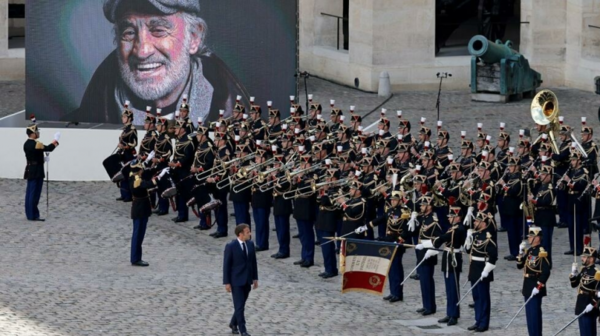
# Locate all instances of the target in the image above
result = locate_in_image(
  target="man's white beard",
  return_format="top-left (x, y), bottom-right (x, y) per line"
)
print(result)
top-left (118, 41), bottom-right (191, 102)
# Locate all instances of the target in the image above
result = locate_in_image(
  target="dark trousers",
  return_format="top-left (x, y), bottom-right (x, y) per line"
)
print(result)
top-left (377, 203), bottom-right (386, 239)
top-left (120, 175), bottom-right (132, 201)
top-left (566, 211), bottom-right (584, 254)
top-left (578, 312), bottom-right (597, 336)
top-left (435, 206), bottom-right (450, 233)
top-left (25, 177), bottom-right (44, 220)
top-left (474, 280), bottom-right (491, 329)
top-left (274, 215), bottom-right (290, 256)
top-left (176, 194), bottom-right (189, 220)
top-left (496, 197), bottom-right (505, 228)
top-left (131, 217), bottom-right (148, 263)
top-left (444, 272), bottom-right (460, 318)
top-left (556, 189), bottom-right (568, 224)
top-left (335, 219), bottom-right (343, 250)
top-left (418, 264), bottom-right (436, 312)
top-left (317, 229), bottom-right (338, 274)
top-left (387, 252), bottom-right (404, 298)
top-left (157, 197), bottom-right (169, 214)
top-left (230, 284), bottom-right (251, 334)
top-left (233, 202), bottom-right (251, 227)
top-left (216, 204), bottom-right (229, 236)
top-left (297, 220), bottom-right (315, 263)
top-left (198, 211), bottom-right (212, 229)
top-left (541, 225), bottom-right (554, 268)
top-left (253, 207), bottom-right (270, 249)
top-left (504, 213), bottom-right (523, 256)
top-left (524, 295), bottom-right (542, 336)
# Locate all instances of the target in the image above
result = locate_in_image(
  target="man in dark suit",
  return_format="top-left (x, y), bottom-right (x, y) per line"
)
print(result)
top-left (223, 224), bottom-right (258, 336)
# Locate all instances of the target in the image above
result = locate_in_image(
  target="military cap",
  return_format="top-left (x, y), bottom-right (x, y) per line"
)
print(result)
top-left (397, 143), bottom-right (409, 153)
top-left (507, 156), bottom-right (519, 166)
top-left (476, 131), bottom-right (487, 140)
top-left (417, 193), bottom-right (433, 206)
top-left (438, 129), bottom-right (449, 140)
top-left (129, 159), bottom-right (145, 173)
top-left (310, 103), bottom-right (323, 112)
top-left (461, 139), bottom-right (474, 150)
top-left (478, 190), bottom-right (492, 202)
top-left (499, 130), bottom-right (510, 141)
top-left (413, 174), bottom-right (427, 184)
top-left (421, 150), bottom-right (435, 161)
top-left (351, 114), bottom-right (362, 122)
top-left (326, 168), bottom-right (341, 179)
top-left (448, 162), bottom-right (461, 172)
top-left (26, 115), bottom-right (38, 135)
top-left (478, 160), bottom-right (491, 170)
top-left (196, 124), bottom-right (209, 136)
top-left (474, 211), bottom-right (490, 223)
top-left (250, 105), bottom-right (262, 114)
top-left (174, 119), bottom-right (186, 128)
top-left (122, 105), bottom-right (133, 119)
top-left (144, 112), bottom-right (156, 124)
top-left (559, 125), bottom-right (571, 135)
top-left (517, 139), bottom-right (530, 148)
top-left (582, 125), bottom-right (593, 135)
top-left (301, 154), bottom-right (313, 164)
top-left (331, 108), bottom-right (343, 117)
top-left (540, 165), bottom-right (553, 175)
top-left (582, 246), bottom-right (598, 258)
top-left (292, 104), bottom-right (304, 115)
top-left (380, 118), bottom-right (391, 128)
top-left (398, 119), bottom-right (411, 131)
top-left (527, 226), bottom-right (543, 237)
top-left (570, 150), bottom-right (583, 160)
top-left (236, 144), bottom-right (252, 154)
top-left (233, 103), bottom-right (245, 113)
top-left (538, 142), bottom-right (552, 153)
top-left (179, 102), bottom-right (189, 112)
top-left (419, 126), bottom-right (432, 137)
top-left (482, 145), bottom-right (495, 156)
top-left (269, 109), bottom-right (280, 118)
top-left (448, 206), bottom-right (463, 218)
top-left (104, 0), bottom-right (202, 23)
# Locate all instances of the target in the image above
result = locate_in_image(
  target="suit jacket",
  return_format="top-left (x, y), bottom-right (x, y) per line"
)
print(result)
top-left (23, 139), bottom-right (56, 180)
top-left (223, 239), bottom-right (259, 287)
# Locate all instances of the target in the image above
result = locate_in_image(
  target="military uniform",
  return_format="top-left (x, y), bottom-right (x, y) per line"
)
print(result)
top-left (316, 174), bottom-right (344, 278)
top-left (498, 159), bottom-right (523, 259)
top-left (271, 158), bottom-right (293, 259)
top-left (530, 165), bottom-right (556, 266)
top-left (569, 247), bottom-right (600, 336)
top-left (560, 153), bottom-right (589, 255)
top-left (552, 129), bottom-right (573, 227)
top-left (128, 161), bottom-right (158, 266)
top-left (251, 150), bottom-right (274, 251)
top-left (117, 119), bottom-right (138, 202)
top-left (153, 118), bottom-right (173, 215)
top-left (171, 124), bottom-right (196, 222)
top-left (416, 195), bottom-right (442, 315)
top-left (190, 132), bottom-right (215, 230)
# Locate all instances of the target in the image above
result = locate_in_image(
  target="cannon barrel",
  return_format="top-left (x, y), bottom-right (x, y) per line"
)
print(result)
top-left (468, 35), bottom-right (517, 64)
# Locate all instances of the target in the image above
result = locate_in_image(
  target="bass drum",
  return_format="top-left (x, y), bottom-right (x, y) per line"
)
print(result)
top-left (157, 174), bottom-right (178, 199)
top-left (187, 182), bottom-right (211, 208)
top-left (102, 154), bottom-right (123, 182)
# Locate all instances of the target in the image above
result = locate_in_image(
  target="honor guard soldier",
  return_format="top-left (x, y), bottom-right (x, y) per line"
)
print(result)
top-left (190, 123), bottom-right (215, 230)
top-left (433, 206), bottom-right (466, 326)
top-left (329, 107), bottom-right (343, 133)
top-left (569, 246), bottom-right (600, 336)
top-left (398, 118), bottom-right (414, 145)
top-left (552, 123), bottom-right (573, 228)
top-left (531, 122), bottom-right (551, 159)
top-left (517, 138), bottom-right (533, 169)
top-left (249, 103), bottom-right (268, 141)
top-left (129, 160), bottom-right (165, 267)
top-left (475, 127), bottom-right (487, 163)
top-left (529, 165), bottom-right (556, 266)
top-left (251, 149), bottom-right (273, 251)
top-left (515, 226), bottom-right (551, 336)
top-left (117, 105), bottom-right (138, 202)
top-left (414, 194), bottom-right (442, 316)
top-left (207, 133), bottom-right (232, 238)
top-left (435, 129), bottom-right (452, 168)
top-left (335, 180), bottom-right (367, 239)
top-left (152, 114), bottom-right (173, 215)
top-left (315, 169), bottom-right (344, 278)
top-left (580, 119), bottom-right (598, 178)
top-left (559, 150), bottom-right (589, 256)
top-left (369, 186), bottom-right (414, 302)
top-left (267, 108), bottom-right (283, 141)
top-left (496, 124), bottom-right (510, 171)
top-left (496, 156), bottom-right (523, 261)
top-left (271, 151), bottom-right (293, 259)
top-left (307, 99), bottom-right (322, 128)
top-left (169, 119), bottom-right (196, 222)
top-left (23, 115), bottom-right (60, 221)
top-left (464, 212), bottom-right (498, 332)
top-left (437, 162), bottom-right (466, 212)
top-left (459, 139), bottom-right (477, 175)
top-left (178, 95), bottom-right (195, 136)
top-left (291, 154), bottom-right (318, 268)
top-left (229, 144), bottom-right (253, 227)
top-left (140, 110), bottom-right (158, 204)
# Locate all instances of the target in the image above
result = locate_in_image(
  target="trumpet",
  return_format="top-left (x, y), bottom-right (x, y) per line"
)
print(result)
top-left (281, 114), bottom-right (309, 124)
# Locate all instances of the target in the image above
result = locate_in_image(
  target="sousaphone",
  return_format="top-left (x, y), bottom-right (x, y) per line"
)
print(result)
top-left (530, 90), bottom-right (560, 153)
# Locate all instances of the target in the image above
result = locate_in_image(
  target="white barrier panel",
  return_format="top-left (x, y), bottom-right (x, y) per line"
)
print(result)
top-left (1, 128), bottom-right (147, 181)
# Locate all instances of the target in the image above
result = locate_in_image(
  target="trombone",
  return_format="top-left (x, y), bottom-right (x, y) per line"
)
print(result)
top-left (284, 178), bottom-right (351, 199)
top-left (195, 153), bottom-right (256, 182)
top-left (277, 163), bottom-right (322, 185)
top-left (232, 163), bottom-right (284, 193)
top-left (258, 161), bottom-right (297, 192)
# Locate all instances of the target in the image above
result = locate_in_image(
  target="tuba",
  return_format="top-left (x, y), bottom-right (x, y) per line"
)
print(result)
top-left (530, 90), bottom-right (560, 154)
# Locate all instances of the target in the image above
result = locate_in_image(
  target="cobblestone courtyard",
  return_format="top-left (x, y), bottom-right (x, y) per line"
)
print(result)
top-left (2, 79), bottom-right (599, 335)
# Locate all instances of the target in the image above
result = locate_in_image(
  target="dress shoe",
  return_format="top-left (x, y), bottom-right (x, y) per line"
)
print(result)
top-left (438, 316), bottom-right (450, 323)
top-left (300, 261), bottom-right (314, 268)
top-left (228, 323), bottom-right (239, 334)
top-left (173, 218), bottom-right (188, 223)
top-left (131, 260), bottom-right (149, 267)
top-left (505, 255), bottom-right (517, 261)
top-left (557, 222), bottom-right (568, 228)
top-left (212, 232), bottom-right (228, 238)
top-left (315, 240), bottom-right (321, 245)
top-left (271, 252), bottom-right (289, 259)
top-left (255, 247), bottom-right (268, 252)
top-left (469, 303), bottom-right (475, 308)
top-left (209, 231), bottom-right (218, 237)
top-left (157, 211), bottom-right (168, 216)
top-left (122, 199), bottom-right (132, 203)
top-left (416, 308), bottom-right (426, 313)
top-left (447, 317), bottom-right (458, 326)
top-left (321, 272), bottom-right (338, 279)
top-left (475, 327), bottom-right (488, 332)
top-left (410, 273), bottom-right (420, 280)
top-left (389, 296), bottom-right (402, 303)
top-left (497, 226), bottom-right (507, 232)
top-left (293, 259), bottom-right (305, 265)
top-left (564, 250), bottom-right (574, 255)
top-left (241, 332), bottom-right (251, 336)
top-left (421, 309), bottom-right (435, 316)
top-left (198, 226), bottom-right (211, 231)
top-left (30, 218), bottom-right (45, 222)
top-left (116, 197), bottom-right (124, 201)
top-left (467, 324), bottom-right (479, 331)
top-left (383, 295), bottom-right (393, 301)
top-left (292, 233), bottom-right (300, 239)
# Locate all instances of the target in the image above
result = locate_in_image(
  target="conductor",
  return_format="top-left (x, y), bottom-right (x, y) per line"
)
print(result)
top-left (223, 224), bottom-right (258, 336)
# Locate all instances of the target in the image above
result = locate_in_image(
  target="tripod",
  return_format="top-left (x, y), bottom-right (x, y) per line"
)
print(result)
top-left (295, 71), bottom-right (310, 113)
top-left (435, 72), bottom-right (452, 121)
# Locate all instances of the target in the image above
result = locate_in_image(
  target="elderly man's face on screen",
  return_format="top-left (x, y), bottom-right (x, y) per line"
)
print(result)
top-left (116, 10), bottom-right (201, 102)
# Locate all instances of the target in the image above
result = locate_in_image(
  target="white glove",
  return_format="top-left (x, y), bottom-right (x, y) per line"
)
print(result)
top-left (158, 167), bottom-right (170, 179)
top-left (584, 303), bottom-right (594, 314)
top-left (572, 263), bottom-right (578, 275)
top-left (408, 211), bottom-right (418, 232)
top-left (415, 244), bottom-right (424, 250)
top-left (145, 151), bottom-right (155, 163)
top-left (519, 241), bottom-right (526, 255)
top-left (531, 287), bottom-right (540, 297)
top-left (463, 207), bottom-right (474, 225)
top-left (422, 240), bottom-right (434, 249)
top-left (54, 132), bottom-right (61, 142)
top-left (44, 156), bottom-right (50, 163)
top-left (354, 225), bottom-right (368, 234)
top-left (596, 291), bottom-right (600, 299)
top-left (424, 250), bottom-right (439, 260)
top-left (480, 262), bottom-right (496, 279)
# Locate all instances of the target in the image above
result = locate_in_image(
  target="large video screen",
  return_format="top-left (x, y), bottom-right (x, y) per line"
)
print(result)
top-left (26, 0), bottom-right (298, 125)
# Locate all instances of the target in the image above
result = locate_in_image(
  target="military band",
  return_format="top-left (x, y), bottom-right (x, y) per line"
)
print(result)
top-left (93, 88), bottom-right (600, 335)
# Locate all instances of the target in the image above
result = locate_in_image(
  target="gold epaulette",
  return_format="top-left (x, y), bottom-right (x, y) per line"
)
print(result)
top-left (538, 247), bottom-right (547, 258)
top-left (35, 141), bottom-right (44, 150)
top-left (134, 175), bottom-right (141, 188)
top-left (486, 232), bottom-right (492, 239)
top-left (595, 268), bottom-right (600, 281)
